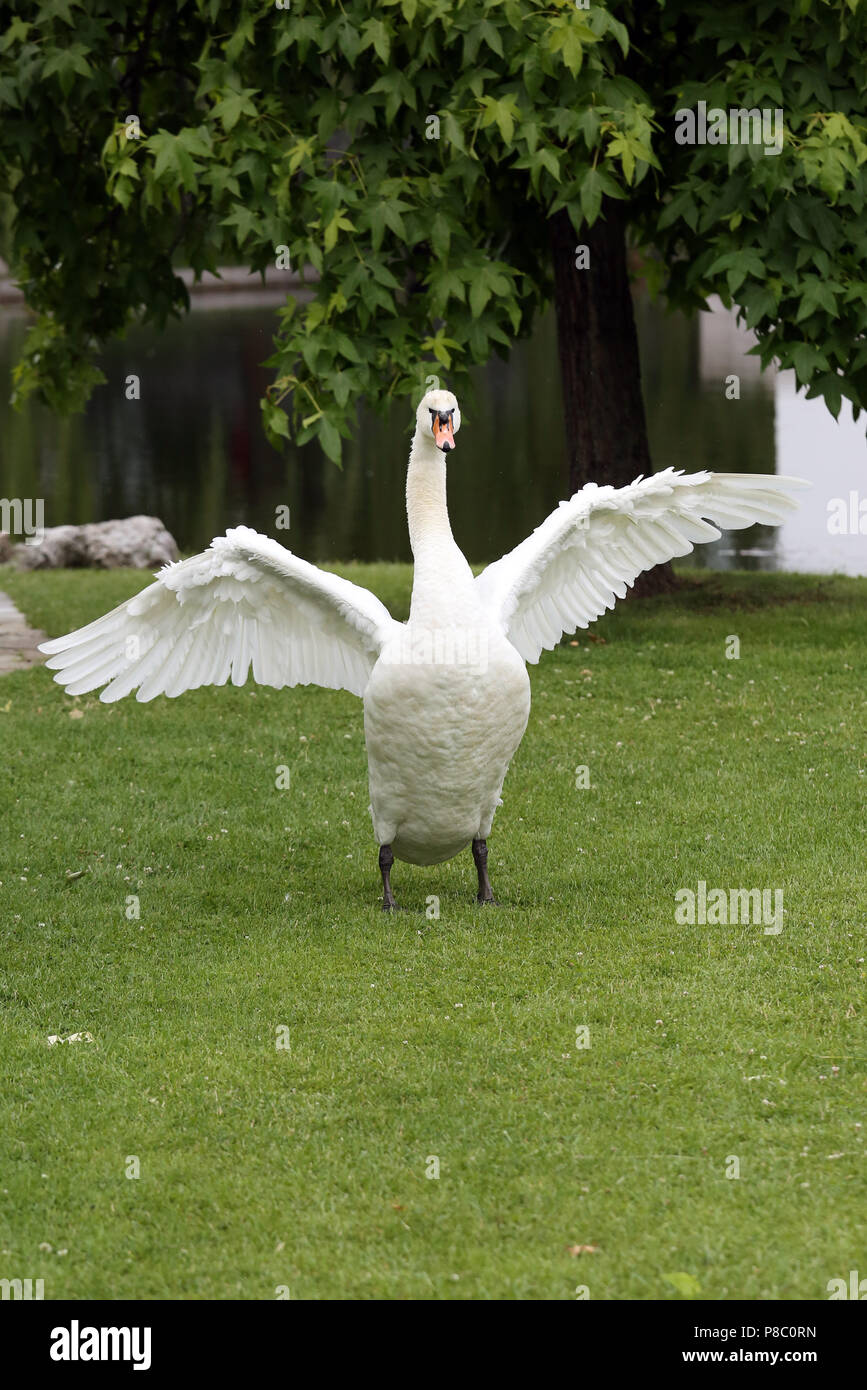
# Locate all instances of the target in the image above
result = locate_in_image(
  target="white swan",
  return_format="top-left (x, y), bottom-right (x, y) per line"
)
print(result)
top-left (39, 389), bottom-right (807, 907)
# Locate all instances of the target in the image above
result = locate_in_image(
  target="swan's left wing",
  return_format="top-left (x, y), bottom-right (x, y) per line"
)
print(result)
top-left (475, 470), bottom-right (808, 662)
top-left (39, 526), bottom-right (400, 701)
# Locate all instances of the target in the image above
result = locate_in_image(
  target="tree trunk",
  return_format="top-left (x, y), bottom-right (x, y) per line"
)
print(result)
top-left (548, 198), bottom-right (677, 596)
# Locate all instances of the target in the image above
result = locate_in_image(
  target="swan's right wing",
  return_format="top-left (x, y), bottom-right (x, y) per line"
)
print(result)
top-left (39, 527), bottom-right (400, 701)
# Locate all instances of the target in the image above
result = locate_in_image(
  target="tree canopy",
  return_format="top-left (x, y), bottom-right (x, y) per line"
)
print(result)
top-left (1, 0), bottom-right (866, 463)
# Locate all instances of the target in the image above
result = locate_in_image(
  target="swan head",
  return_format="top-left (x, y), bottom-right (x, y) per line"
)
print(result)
top-left (416, 389), bottom-right (461, 453)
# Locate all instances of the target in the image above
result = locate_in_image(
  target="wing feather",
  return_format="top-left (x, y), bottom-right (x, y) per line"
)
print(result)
top-left (476, 470), bottom-right (808, 662)
top-left (40, 527), bottom-right (399, 702)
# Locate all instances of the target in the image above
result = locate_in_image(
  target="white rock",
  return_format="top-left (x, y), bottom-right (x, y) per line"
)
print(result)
top-left (13, 516), bottom-right (178, 570)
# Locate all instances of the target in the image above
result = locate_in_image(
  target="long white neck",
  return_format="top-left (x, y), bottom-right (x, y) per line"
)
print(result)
top-left (406, 426), bottom-right (474, 621)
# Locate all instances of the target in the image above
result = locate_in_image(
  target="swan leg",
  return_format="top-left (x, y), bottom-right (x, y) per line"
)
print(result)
top-left (379, 843), bottom-right (398, 912)
top-left (472, 838), bottom-right (498, 905)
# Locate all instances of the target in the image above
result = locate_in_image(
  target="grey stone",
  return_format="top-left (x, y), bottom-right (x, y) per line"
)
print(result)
top-left (11, 516), bottom-right (179, 570)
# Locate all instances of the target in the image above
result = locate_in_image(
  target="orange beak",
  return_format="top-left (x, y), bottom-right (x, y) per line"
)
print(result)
top-left (432, 412), bottom-right (455, 451)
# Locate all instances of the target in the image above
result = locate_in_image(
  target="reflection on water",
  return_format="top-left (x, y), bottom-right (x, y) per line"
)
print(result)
top-left (0, 292), bottom-right (864, 573)
top-left (0, 305), bottom-right (567, 565)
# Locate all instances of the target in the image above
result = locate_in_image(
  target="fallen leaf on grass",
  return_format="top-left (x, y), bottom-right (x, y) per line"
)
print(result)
top-left (664, 1271), bottom-right (702, 1298)
top-left (565, 1243), bottom-right (599, 1256)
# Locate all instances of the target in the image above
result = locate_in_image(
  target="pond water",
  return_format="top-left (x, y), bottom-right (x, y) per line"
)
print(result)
top-left (0, 292), bottom-right (865, 574)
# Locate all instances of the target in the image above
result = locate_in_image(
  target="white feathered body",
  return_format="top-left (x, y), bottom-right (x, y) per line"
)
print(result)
top-left (364, 609), bottom-right (530, 865)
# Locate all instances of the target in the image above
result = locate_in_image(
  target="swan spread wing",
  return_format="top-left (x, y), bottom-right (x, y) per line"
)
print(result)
top-left (474, 470), bottom-right (809, 663)
top-left (39, 526), bottom-right (399, 701)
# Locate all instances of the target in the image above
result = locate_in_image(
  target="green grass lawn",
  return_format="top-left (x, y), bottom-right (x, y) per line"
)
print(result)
top-left (0, 564), bottom-right (865, 1300)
